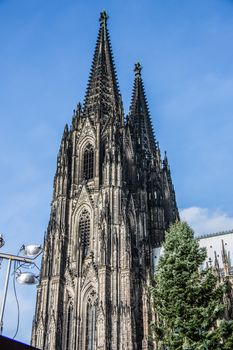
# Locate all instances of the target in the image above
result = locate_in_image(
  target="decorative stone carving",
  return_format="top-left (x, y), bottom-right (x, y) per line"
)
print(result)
top-left (72, 183), bottom-right (94, 213)
top-left (64, 267), bottom-right (75, 289)
top-left (77, 116), bottom-right (96, 145)
top-left (81, 257), bottom-right (98, 288)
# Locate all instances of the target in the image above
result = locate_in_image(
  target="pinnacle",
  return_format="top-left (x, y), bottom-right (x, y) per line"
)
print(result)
top-left (63, 124), bottom-right (68, 135)
top-left (163, 151), bottom-right (169, 169)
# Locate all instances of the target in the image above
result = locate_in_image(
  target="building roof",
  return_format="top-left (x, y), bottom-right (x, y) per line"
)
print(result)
top-left (198, 229), bottom-right (233, 240)
top-left (0, 336), bottom-right (39, 349)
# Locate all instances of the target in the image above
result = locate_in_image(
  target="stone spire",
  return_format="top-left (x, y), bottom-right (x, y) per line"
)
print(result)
top-left (163, 151), bottom-right (180, 223)
top-left (163, 151), bottom-right (174, 190)
top-left (53, 124), bottom-right (70, 199)
top-left (128, 62), bottom-right (157, 156)
top-left (83, 11), bottom-right (122, 125)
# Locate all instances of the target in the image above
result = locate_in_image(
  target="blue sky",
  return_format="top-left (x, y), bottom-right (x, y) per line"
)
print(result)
top-left (0, 0), bottom-right (233, 344)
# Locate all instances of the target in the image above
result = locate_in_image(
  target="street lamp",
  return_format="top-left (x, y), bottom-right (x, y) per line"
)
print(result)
top-left (0, 234), bottom-right (5, 249)
top-left (20, 244), bottom-right (42, 257)
top-left (16, 272), bottom-right (39, 285)
top-left (0, 243), bottom-right (42, 336)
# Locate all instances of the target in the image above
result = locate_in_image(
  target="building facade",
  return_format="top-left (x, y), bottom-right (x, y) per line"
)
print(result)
top-left (153, 230), bottom-right (233, 275)
top-left (31, 12), bottom-right (179, 350)
top-left (198, 230), bottom-right (233, 320)
top-left (198, 230), bottom-right (233, 273)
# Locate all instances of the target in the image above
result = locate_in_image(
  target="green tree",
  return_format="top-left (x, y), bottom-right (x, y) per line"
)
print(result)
top-left (150, 221), bottom-right (233, 350)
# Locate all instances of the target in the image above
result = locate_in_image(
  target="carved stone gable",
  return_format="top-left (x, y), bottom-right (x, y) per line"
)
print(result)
top-left (72, 183), bottom-right (94, 212)
top-left (77, 116), bottom-right (96, 145)
top-left (81, 258), bottom-right (98, 288)
top-left (64, 267), bottom-right (75, 289)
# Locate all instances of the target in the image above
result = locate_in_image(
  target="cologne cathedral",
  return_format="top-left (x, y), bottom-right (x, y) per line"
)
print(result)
top-left (31, 11), bottom-right (179, 350)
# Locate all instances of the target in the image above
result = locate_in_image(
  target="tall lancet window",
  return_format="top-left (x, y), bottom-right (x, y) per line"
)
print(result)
top-left (85, 299), bottom-right (97, 350)
top-left (65, 301), bottom-right (73, 350)
top-left (79, 209), bottom-right (90, 258)
top-left (36, 325), bottom-right (44, 349)
top-left (83, 144), bottom-right (94, 180)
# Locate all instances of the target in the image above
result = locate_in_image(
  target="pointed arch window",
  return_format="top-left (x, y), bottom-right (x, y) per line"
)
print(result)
top-left (83, 144), bottom-right (94, 180)
top-left (79, 209), bottom-right (90, 258)
top-left (65, 301), bottom-right (73, 350)
top-left (100, 141), bottom-right (106, 185)
top-left (36, 326), bottom-right (44, 349)
top-left (85, 299), bottom-right (97, 350)
top-left (47, 323), bottom-right (55, 350)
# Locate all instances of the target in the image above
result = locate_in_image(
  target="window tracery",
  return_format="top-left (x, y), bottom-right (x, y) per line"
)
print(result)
top-left (83, 144), bottom-right (94, 180)
top-left (37, 326), bottom-right (44, 349)
top-left (85, 293), bottom-right (97, 350)
top-left (79, 209), bottom-right (91, 258)
top-left (65, 301), bottom-right (73, 350)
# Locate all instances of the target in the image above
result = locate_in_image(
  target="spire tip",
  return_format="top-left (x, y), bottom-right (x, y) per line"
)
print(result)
top-left (99, 10), bottom-right (109, 26)
top-left (134, 62), bottom-right (142, 77)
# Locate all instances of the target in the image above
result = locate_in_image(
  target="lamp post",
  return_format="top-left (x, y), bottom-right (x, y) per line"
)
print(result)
top-left (0, 243), bottom-right (42, 336)
top-left (0, 234), bottom-right (5, 249)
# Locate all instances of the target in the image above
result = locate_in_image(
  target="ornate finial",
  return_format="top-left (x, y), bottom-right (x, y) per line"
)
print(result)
top-left (134, 62), bottom-right (142, 77)
top-left (77, 102), bottom-right (82, 111)
top-left (99, 10), bottom-right (109, 26)
top-left (163, 151), bottom-right (170, 170)
top-left (76, 102), bottom-right (82, 117)
top-left (63, 124), bottom-right (68, 136)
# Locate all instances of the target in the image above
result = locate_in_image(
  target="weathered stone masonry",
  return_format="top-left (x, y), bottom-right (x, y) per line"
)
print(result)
top-left (31, 11), bottom-right (179, 350)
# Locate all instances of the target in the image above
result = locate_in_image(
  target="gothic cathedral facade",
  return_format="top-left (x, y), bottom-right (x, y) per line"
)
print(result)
top-left (31, 11), bottom-right (179, 350)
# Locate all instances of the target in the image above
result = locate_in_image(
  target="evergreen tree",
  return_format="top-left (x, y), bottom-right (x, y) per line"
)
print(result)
top-left (150, 221), bottom-right (233, 350)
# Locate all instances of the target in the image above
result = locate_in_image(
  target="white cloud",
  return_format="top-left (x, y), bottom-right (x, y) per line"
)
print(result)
top-left (180, 207), bottom-right (233, 236)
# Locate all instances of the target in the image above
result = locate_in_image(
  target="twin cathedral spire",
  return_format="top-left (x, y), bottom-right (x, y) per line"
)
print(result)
top-left (83, 10), bottom-right (123, 127)
top-left (32, 11), bottom-right (179, 350)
